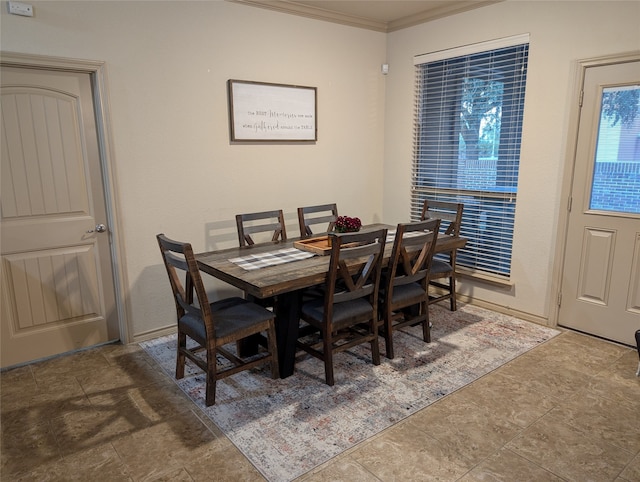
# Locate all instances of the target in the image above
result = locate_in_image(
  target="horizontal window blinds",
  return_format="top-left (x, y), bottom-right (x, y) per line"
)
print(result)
top-left (411, 37), bottom-right (529, 276)
top-left (414, 34), bottom-right (530, 65)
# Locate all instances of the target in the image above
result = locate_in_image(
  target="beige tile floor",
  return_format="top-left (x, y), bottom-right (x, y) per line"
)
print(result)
top-left (1, 328), bottom-right (639, 481)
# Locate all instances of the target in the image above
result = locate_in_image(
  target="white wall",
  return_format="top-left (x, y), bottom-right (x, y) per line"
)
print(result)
top-left (384, 0), bottom-right (640, 320)
top-left (1, 1), bottom-right (387, 337)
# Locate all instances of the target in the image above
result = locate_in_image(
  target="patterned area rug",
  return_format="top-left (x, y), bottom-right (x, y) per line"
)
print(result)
top-left (140, 304), bottom-right (559, 481)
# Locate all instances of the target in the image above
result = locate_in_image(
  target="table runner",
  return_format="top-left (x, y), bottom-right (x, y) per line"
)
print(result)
top-left (229, 247), bottom-right (316, 271)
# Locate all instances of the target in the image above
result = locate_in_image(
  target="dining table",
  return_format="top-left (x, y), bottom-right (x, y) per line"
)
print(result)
top-left (196, 223), bottom-right (467, 378)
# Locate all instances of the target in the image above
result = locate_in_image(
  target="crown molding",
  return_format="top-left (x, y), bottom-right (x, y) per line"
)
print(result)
top-left (226, 0), bottom-right (502, 33)
top-left (227, 0), bottom-right (387, 32)
top-left (387, 1), bottom-right (502, 32)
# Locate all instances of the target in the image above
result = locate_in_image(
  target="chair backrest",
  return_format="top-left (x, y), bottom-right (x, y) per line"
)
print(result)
top-left (157, 234), bottom-right (215, 338)
top-left (420, 200), bottom-right (463, 236)
top-left (385, 219), bottom-right (441, 294)
top-left (324, 228), bottom-right (387, 316)
top-left (236, 210), bottom-right (287, 247)
top-left (297, 203), bottom-right (338, 237)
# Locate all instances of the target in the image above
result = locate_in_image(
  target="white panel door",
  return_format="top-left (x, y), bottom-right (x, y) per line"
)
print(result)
top-left (559, 59), bottom-right (640, 346)
top-left (1, 66), bottom-right (118, 367)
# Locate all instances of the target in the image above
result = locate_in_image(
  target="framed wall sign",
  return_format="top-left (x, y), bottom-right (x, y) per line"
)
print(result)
top-left (227, 79), bottom-right (317, 142)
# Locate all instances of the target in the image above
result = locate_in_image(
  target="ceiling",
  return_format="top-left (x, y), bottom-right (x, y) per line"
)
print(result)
top-left (227, 0), bottom-right (503, 32)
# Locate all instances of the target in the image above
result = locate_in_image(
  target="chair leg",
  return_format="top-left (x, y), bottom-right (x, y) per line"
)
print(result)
top-left (205, 351), bottom-right (217, 406)
top-left (422, 302), bottom-right (431, 343)
top-left (176, 332), bottom-right (186, 380)
top-left (205, 372), bottom-right (217, 407)
top-left (323, 331), bottom-right (335, 386)
top-left (385, 325), bottom-right (394, 360)
top-left (383, 309), bottom-right (395, 359)
top-left (370, 318), bottom-right (381, 366)
top-left (449, 275), bottom-right (457, 311)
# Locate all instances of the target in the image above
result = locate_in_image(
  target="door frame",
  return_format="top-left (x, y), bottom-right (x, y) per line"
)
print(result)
top-left (550, 50), bottom-right (640, 330)
top-left (1, 51), bottom-right (131, 345)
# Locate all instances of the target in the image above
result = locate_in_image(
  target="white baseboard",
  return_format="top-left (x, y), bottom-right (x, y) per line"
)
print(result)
top-left (132, 325), bottom-right (176, 344)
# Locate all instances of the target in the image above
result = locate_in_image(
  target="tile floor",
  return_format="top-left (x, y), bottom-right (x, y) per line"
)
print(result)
top-left (1, 328), bottom-right (639, 481)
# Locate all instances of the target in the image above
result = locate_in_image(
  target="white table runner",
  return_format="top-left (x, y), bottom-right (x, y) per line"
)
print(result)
top-left (229, 247), bottom-right (316, 271)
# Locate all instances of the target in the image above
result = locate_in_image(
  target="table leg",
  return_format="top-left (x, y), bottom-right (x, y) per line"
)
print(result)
top-left (237, 294), bottom-right (274, 357)
top-left (236, 335), bottom-right (260, 358)
top-left (275, 290), bottom-right (302, 378)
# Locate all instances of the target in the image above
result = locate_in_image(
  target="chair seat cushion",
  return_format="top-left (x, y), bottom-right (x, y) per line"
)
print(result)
top-left (302, 298), bottom-right (374, 328)
top-left (388, 282), bottom-right (425, 304)
top-left (179, 296), bottom-right (274, 342)
top-left (430, 259), bottom-right (453, 275)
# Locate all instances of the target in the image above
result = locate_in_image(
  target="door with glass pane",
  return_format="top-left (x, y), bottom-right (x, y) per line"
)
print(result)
top-left (559, 58), bottom-right (640, 346)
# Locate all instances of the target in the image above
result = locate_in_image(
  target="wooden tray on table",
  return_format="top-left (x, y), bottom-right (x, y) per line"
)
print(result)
top-left (293, 234), bottom-right (364, 255)
top-left (293, 235), bottom-right (332, 256)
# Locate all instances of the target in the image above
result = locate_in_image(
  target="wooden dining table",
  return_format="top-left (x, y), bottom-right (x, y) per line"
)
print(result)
top-left (196, 223), bottom-right (467, 378)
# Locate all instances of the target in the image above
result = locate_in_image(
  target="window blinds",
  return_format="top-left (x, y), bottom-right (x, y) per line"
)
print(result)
top-left (411, 36), bottom-right (529, 277)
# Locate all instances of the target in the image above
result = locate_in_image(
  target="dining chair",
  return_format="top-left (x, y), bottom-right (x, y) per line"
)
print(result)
top-left (379, 219), bottom-right (440, 359)
top-left (236, 209), bottom-right (287, 247)
top-left (420, 200), bottom-right (464, 311)
top-left (296, 227), bottom-right (387, 386)
top-left (297, 203), bottom-right (338, 238)
top-left (156, 234), bottom-right (279, 406)
top-left (297, 203), bottom-right (339, 301)
top-left (235, 209), bottom-right (287, 311)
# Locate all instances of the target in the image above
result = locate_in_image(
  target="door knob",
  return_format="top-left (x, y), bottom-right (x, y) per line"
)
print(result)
top-left (87, 224), bottom-right (107, 234)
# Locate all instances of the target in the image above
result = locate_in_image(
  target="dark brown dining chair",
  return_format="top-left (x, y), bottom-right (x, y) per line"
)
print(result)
top-left (157, 234), bottom-right (279, 406)
top-left (297, 203), bottom-right (339, 300)
top-left (420, 200), bottom-right (464, 311)
top-left (296, 228), bottom-right (387, 386)
top-left (297, 203), bottom-right (338, 238)
top-left (380, 219), bottom-right (440, 359)
top-left (235, 209), bottom-right (287, 310)
top-left (236, 210), bottom-right (287, 247)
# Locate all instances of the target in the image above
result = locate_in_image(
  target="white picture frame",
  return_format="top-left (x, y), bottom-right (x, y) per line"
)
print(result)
top-left (227, 79), bottom-right (317, 142)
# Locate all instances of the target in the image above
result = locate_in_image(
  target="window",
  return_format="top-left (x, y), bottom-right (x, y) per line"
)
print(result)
top-left (412, 35), bottom-right (529, 278)
top-left (590, 85), bottom-right (640, 214)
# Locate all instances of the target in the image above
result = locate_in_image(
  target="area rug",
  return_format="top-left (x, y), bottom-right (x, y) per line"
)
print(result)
top-left (140, 304), bottom-right (559, 481)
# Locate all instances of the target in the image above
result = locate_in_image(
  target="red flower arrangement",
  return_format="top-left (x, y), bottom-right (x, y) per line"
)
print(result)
top-left (334, 215), bottom-right (362, 233)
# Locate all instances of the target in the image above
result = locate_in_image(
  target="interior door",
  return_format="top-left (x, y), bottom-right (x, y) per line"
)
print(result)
top-left (559, 58), bottom-right (640, 346)
top-left (1, 66), bottom-right (119, 367)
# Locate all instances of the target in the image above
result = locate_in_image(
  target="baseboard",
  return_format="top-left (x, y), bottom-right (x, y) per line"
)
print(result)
top-left (132, 325), bottom-right (176, 344)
